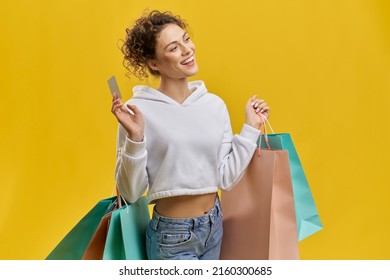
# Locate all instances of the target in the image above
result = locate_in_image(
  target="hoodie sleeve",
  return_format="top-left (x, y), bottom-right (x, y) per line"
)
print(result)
top-left (114, 124), bottom-right (149, 203)
top-left (218, 106), bottom-right (260, 191)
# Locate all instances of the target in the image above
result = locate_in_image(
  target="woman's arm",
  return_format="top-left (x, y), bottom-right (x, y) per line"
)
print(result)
top-left (112, 94), bottom-right (148, 203)
top-left (114, 124), bottom-right (149, 203)
top-left (218, 96), bottom-right (270, 190)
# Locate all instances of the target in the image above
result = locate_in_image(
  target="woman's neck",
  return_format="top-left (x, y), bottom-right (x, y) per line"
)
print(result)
top-left (157, 77), bottom-right (192, 104)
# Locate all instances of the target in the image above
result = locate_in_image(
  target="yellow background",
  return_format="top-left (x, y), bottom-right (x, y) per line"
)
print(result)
top-left (1, 0), bottom-right (389, 260)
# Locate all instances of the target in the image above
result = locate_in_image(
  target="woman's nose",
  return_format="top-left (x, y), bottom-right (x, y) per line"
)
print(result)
top-left (181, 45), bottom-right (191, 55)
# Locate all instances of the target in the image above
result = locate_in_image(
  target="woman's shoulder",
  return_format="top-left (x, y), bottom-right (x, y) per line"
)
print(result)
top-left (192, 80), bottom-right (226, 105)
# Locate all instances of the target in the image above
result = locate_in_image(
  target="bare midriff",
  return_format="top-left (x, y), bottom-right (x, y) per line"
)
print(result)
top-left (154, 192), bottom-right (218, 218)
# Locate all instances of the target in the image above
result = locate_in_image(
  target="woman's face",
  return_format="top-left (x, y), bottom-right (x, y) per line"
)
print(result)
top-left (149, 23), bottom-right (198, 79)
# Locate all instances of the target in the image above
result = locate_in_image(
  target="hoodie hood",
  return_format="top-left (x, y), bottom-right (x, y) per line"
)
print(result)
top-left (131, 80), bottom-right (207, 106)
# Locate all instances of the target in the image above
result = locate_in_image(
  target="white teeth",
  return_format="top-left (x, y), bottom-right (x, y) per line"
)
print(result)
top-left (182, 56), bottom-right (194, 65)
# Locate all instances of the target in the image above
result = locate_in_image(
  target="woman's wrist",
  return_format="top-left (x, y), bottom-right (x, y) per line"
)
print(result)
top-left (127, 132), bottom-right (144, 142)
top-left (245, 121), bottom-right (261, 130)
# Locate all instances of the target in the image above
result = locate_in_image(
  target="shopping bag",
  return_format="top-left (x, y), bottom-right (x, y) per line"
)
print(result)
top-left (82, 192), bottom-right (122, 260)
top-left (260, 133), bottom-right (323, 241)
top-left (103, 196), bottom-right (150, 260)
top-left (220, 147), bottom-right (299, 260)
top-left (46, 196), bottom-right (118, 260)
top-left (220, 115), bottom-right (299, 260)
top-left (102, 206), bottom-right (126, 260)
top-left (120, 196), bottom-right (150, 259)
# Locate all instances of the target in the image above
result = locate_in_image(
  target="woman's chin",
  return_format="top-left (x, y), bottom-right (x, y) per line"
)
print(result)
top-left (186, 65), bottom-right (199, 77)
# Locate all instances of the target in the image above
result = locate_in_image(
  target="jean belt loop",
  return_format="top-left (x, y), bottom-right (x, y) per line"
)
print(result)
top-left (214, 200), bottom-right (219, 216)
top-left (192, 219), bottom-right (196, 231)
top-left (152, 216), bottom-right (159, 231)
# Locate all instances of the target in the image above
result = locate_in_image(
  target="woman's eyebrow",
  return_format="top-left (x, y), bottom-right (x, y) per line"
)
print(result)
top-left (164, 32), bottom-right (188, 49)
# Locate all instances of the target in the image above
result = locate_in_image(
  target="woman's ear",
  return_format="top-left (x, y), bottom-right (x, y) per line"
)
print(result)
top-left (148, 59), bottom-right (159, 72)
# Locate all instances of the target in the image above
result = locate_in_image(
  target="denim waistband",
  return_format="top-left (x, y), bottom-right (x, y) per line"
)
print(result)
top-left (150, 196), bottom-right (222, 231)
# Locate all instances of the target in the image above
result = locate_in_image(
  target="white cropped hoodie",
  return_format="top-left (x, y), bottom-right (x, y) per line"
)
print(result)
top-left (115, 81), bottom-right (260, 204)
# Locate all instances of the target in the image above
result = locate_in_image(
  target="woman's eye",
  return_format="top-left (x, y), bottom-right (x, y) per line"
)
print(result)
top-left (185, 37), bottom-right (190, 42)
top-left (170, 46), bottom-right (177, 52)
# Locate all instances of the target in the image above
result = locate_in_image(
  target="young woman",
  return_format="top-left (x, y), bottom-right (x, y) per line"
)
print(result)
top-left (111, 10), bottom-right (270, 260)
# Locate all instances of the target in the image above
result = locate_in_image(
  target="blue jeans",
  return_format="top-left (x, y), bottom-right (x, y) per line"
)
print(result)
top-left (146, 196), bottom-right (223, 260)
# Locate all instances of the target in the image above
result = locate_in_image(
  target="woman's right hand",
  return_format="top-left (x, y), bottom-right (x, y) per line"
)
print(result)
top-left (111, 93), bottom-right (144, 142)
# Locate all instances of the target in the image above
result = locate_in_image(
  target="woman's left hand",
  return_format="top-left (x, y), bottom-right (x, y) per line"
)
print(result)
top-left (245, 95), bottom-right (270, 130)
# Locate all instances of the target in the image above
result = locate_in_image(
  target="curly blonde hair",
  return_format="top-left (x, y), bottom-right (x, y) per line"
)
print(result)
top-left (121, 10), bottom-right (188, 81)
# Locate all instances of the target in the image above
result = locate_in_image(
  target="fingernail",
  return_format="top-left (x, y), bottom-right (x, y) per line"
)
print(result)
top-left (251, 102), bottom-right (255, 106)
top-left (256, 108), bottom-right (260, 113)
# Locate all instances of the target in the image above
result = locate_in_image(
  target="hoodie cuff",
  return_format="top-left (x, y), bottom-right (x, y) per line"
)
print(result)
top-left (240, 124), bottom-right (260, 145)
top-left (124, 136), bottom-right (146, 157)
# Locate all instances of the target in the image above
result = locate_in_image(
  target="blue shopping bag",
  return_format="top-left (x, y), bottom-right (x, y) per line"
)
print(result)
top-left (260, 133), bottom-right (323, 241)
top-left (103, 196), bottom-right (150, 260)
top-left (102, 206), bottom-right (126, 260)
top-left (46, 196), bottom-right (118, 260)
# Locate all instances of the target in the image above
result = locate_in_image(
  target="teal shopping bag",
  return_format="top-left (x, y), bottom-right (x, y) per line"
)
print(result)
top-left (120, 196), bottom-right (150, 260)
top-left (102, 206), bottom-right (126, 260)
top-left (103, 196), bottom-right (150, 260)
top-left (260, 133), bottom-right (323, 241)
top-left (46, 196), bottom-right (117, 260)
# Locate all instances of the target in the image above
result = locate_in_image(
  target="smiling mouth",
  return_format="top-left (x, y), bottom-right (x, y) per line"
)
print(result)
top-left (181, 55), bottom-right (195, 65)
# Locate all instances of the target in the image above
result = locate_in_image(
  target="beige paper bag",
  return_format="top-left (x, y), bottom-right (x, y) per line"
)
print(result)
top-left (220, 148), bottom-right (299, 260)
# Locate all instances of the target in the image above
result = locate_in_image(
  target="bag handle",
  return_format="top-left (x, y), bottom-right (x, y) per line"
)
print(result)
top-left (111, 185), bottom-right (129, 209)
top-left (112, 185), bottom-right (132, 211)
top-left (115, 185), bottom-right (122, 208)
top-left (257, 113), bottom-right (275, 156)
